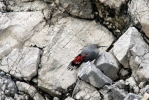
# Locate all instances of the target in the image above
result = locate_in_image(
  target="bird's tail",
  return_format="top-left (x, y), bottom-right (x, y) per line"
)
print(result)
top-left (67, 61), bottom-right (78, 70)
top-left (67, 54), bottom-right (86, 70)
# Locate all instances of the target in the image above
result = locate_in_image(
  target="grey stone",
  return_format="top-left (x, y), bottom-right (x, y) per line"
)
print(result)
top-left (72, 80), bottom-right (101, 100)
top-left (94, 51), bottom-right (119, 80)
top-left (128, 0), bottom-right (149, 39)
top-left (16, 81), bottom-right (44, 100)
top-left (139, 82), bottom-right (145, 89)
top-left (142, 93), bottom-right (149, 100)
top-left (0, 11), bottom-right (44, 59)
top-left (53, 97), bottom-right (59, 100)
top-left (95, 0), bottom-right (130, 37)
top-left (65, 97), bottom-right (74, 100)
top-left (124, 93), bottom-right (141, 100)
top-left (14, 94), bottom-right (29, 100)
top-left (0, 2), bottom-right (6, 12)
top-left (5, 97), bottom-right (14, 100)
top-left (38, 17), bottom-right (115, 96)
top-left (60, 0), bottom-right (94, 19)
top-left (140, 85), bottom-right (149, 95)
top-left (99, 80), bottom-right (128, 100)
top-left (99, 0), bottom-right (126, 12)
top-left (120, 68), bottom-right (129, 77)
top-left (6, 0), bottom-right (49, 12)
top-left (125, 77), bottom-right (139, 93)
top-left (113, 27), bottom-right (149, 82)
top-left (0, 47), bottom-right (41, 81)
top-left (78, 62), bottom-right (112, 88)
top-left (0, 71), bottom-right (17, 99)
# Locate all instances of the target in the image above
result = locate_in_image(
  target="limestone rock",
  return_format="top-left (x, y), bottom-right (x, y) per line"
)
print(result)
top-left (14, 94), bottom-right (29, 100)
top-left (25, 24), bottom-right (49, 48)
top-left (0, 2), bottom-right (6, 12)
top-left (0, 47), bottom-right (41, 81)
top-left (60, 0), bottom-right (94, 19)
top-left (142, 93), bottom-right (149, 100)
top-left (53, 97), bottom-right (59, 100)
top-left (16, 81), bottom-right (44, 100)
top-left (128, 0), bottom-right (149, 39)
top-left (124, 93), bottom-right (141, 100)
top-left (99, 0), bottom-right (126, 10)
top-left (6, 0), bottom-right (49, 12)
top-left (99, 80), bottom-right (128, 100)
top-left (0, 11), bottom-right (44, 59)
top-left (125, 77), bottom-right (139, 93)
top-left (94, 51), bottom-right (119, 80)
top-left (95, 0), bottom-right (130, 37)
top-left (114, 27), bottom-right (149, 82)
top-left (72, 80), bottom-right (101, 100)
top-left (140, 85), bottom-right (149, 95)
top-left (0, 71), bottom-right (17, 99)
top-left (78, 62), bottom-right (112, 88)
top-left (120, 68), bottom-right (129, 77)
top-left (38, 17), bottom-right (115, 96)
top-left (65, 97), bottom-right (74, 100)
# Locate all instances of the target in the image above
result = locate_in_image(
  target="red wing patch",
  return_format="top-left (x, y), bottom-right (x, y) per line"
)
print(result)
top-left (72, 54), bottom-right (87, 64)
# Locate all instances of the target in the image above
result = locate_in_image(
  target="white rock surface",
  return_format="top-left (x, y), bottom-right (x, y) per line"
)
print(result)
top-left (128, 0), bottom-right (149, 38)
top-left (142, 92), bottom-right (149, 100)
top-left (60, 0), bottom-right (94, 19)
top-left (0, 2), bottom-right (6, 12)
top-left (38, 17), bottom-right (115, 96)
top-left (124, 93), bottom-right (141, 100)
top-left (65, 97), bottom-right (75, 100)
top-left (113, 27), bottom-right (149, 82)
top-left (99, 80), bottom-right (128, 100)
top-left (72, 80), bottom-right (101, 100)
top-left (94, 51), bottom-right (119, 80)
top-left (78, 62), bottom-right (112, 88)
top-left (0, 47), bottom-right (41, 81)
top-left (6, 0), bottom-right (49, 12)
top-left (99, 0), bottom-right (126, 10)
top-left (120, 68), bottom-right (129, 77)
top-left (0, 71), bottom-right (18, 99)
top-left (16, 81), bottom-right (44, 100)
top-left (125, 77), bottom-right (139, 93)
top-left (0, 11), bottom-right (44, 59)
top-left (53, 97), bottom-right (59, 100)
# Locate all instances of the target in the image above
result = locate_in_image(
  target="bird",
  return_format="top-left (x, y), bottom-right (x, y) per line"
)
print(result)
top-left (67, 44), bottom-right (106, 70)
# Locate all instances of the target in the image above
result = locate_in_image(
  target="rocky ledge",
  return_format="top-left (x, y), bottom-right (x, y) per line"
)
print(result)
top-left (0, 0), bottom-right (149, 100)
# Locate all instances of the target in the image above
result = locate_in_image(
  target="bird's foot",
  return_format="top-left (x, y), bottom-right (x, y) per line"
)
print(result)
top-left (67, 64), bottom-right (76, 71)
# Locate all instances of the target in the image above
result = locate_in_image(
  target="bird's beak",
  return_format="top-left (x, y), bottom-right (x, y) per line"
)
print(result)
top-left (97, 46), bottom-right (107, 48)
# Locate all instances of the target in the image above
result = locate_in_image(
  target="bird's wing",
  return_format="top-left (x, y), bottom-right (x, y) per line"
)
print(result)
top-left (83, 51), bottom-right (98, 62)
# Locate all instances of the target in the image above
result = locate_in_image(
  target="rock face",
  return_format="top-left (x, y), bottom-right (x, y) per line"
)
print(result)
top-left (99, 80), bottom-right (128, 100)
top-left (1, 0), bottom-right (149, 99)
top-left (0, 71), bottom-right (17, 99)
top-left (128, 0), bottom-right (149, 39)
top-left (5, 0), bottom-right (49, 12)
top-left (95, 0), bottom-right (130, 37)
top-left (38, 17), bottom-right (115, 96)
top-left (72, 80), bottom-right (101, 100)
top-left (94, 51), bottom-right (119, 80)
top-left (78, 62), bottom-right (112, 88)
top-left (0, 2), bottom-right (6, 12)
top-left (59, 0), bottom-right (94, 19)
top-left (124, 93), bottom-right (142, 100)
top-left (0, 47), bottom-right (41, 81)
top-left (99, 0), bottom-right (127, 10)
top-left (16, 81), bottom-right (44, 100)
top-left (113, 27), bottom-right (149, 82)
top-left (0, 11), bottom-right (44, 59)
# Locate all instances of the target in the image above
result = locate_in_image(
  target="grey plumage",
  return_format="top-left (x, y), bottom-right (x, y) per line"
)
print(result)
top-left (67, 44), bottom-right (106, 70)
